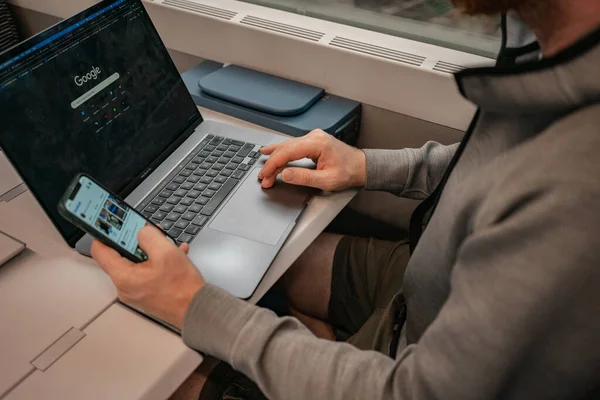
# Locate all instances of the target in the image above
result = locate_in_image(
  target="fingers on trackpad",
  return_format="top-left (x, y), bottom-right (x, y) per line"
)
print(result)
top-left (209, 168), bottom-right (309, 245)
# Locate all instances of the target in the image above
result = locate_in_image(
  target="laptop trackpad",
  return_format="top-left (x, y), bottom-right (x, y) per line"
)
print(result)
top-left (209, 168), bottom-right (310, 246)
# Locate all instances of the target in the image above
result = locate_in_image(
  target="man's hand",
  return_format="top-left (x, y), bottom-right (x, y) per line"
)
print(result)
top-left (91, 225), bottom-right (205, 330)
top-left (258, 129), bottom-right (367, 191)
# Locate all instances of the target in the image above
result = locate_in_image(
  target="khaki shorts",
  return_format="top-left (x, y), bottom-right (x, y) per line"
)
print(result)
top-left (328, 236), bottom-right (410, 353)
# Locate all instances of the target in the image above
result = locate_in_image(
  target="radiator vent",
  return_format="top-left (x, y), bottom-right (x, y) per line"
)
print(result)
top-left (330, 36), bottom-right (425, 67)
top-left (433, 60), bottom-right (465, 74)
top-left (162, 0), bottom-right (237, 20)
top-left (240, 16), bottom-right (325, 42)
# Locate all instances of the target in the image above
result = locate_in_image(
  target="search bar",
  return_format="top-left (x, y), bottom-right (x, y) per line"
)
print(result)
top-left (70, 72), bottom-right (120, 109)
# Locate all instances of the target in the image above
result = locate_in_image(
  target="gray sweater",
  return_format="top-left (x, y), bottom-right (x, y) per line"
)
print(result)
top-left (182, 28), bottom-right (600, 399)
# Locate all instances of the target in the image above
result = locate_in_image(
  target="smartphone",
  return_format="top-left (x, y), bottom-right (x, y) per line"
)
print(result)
top-left (58, 173), bottom-right (170, 262)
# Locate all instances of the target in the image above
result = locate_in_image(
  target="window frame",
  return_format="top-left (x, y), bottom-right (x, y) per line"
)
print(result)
top-left (240, 0), bottom-right (501, 58)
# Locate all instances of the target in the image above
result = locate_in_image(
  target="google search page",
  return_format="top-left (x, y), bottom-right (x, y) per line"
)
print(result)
top-left (0, 0), bottom-right (200, 240)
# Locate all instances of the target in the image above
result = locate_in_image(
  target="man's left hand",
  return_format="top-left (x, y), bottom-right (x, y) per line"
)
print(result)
top-left (91, 225), bottom-right (205, 330)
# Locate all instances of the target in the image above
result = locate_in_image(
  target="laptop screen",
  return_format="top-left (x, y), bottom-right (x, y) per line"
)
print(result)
top-left (0, 0), bottom-right (202, 244)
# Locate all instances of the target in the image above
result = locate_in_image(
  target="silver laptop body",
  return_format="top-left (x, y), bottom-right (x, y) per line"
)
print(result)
top-left (76, 119), bottom-right (312, 299)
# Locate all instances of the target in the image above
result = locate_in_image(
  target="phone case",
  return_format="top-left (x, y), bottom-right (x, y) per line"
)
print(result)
top-left (57, 173), bottom-right (172, 263)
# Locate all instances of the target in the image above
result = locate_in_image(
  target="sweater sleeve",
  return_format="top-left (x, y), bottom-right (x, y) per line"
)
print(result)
top-left (362, 142), bottom-right (458, 199)
top-left (182, 182), bottom-right (600, 400)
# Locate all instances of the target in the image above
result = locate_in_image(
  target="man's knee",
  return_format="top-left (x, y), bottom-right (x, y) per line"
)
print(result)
top-left (283, 233), bottom-right (341, 289)
top-left (281, 233), bottom-right (343, 319)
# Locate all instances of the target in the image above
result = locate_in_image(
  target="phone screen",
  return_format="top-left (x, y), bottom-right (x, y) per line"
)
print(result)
top-left (64, 176), bottom-right (148, 261)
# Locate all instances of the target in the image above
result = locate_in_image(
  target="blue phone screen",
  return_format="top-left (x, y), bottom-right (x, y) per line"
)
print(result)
top-left (65, 176), bottom-right (148, 261)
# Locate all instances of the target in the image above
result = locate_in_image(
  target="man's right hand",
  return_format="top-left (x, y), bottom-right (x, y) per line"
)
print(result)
top-left (258, 129), bottom-right (367, 192)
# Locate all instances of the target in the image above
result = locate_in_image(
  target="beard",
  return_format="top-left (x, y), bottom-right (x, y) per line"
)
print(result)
top-left (451, 0), bottom-right (526, 15)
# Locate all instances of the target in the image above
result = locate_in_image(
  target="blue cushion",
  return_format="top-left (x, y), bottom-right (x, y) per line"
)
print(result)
top-left (198, 65), bottom-right (324, 116)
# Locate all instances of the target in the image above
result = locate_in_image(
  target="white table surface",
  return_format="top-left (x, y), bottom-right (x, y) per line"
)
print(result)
top-left (0, 107), bottom-right (356, 400)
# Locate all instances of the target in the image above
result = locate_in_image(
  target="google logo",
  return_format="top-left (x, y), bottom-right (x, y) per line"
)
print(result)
top-left (74, 66), bottom-right (102, 86)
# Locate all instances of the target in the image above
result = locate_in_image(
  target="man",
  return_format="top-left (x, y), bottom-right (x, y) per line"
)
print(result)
top-left (92, 0), bottom-right (600, 398)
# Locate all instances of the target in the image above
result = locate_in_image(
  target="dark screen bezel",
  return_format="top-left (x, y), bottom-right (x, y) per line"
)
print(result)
top-left (0, 0), bottom-right (203, 247)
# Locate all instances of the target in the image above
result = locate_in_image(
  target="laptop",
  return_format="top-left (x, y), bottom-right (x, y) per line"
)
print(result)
top-left (0, 0), bottom-right (312, 299)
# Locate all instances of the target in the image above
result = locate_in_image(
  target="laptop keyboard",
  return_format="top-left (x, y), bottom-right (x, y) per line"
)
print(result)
top-left (135, 135), bottom-right (262, 244)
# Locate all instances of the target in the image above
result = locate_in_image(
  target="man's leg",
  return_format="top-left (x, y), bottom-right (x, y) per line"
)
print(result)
top-left (284, 233), bottom-right (410, 349)
top-left (289, 307), bottom-right (336, 340)
top-left (283, 233), bottom-right (343, 324)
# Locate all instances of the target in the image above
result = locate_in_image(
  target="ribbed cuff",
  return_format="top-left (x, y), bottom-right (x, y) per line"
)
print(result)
top-left (182, 284), bottom-right (257, 362)
top-left (363, 149), bottom-right (410, 193)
